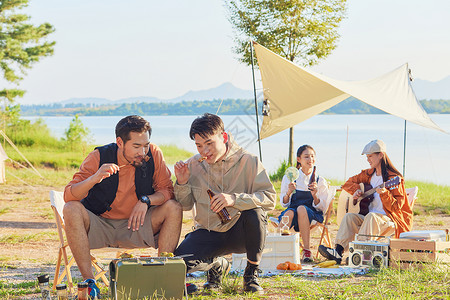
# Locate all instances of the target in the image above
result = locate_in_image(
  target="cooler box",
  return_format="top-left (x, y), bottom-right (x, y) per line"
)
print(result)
top-left (399, 230), bottom-right (447, 241)
top-left (109, 257), bottom-right (186, 300)
top-left (232, 233), bottom-right (300, 271)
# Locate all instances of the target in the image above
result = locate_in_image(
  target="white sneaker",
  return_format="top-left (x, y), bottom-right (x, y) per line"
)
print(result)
top-left (269, 217), bottom-right (279, 227)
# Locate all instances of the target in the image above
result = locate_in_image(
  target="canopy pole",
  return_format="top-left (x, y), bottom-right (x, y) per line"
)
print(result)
top-left (344, 125), bottom-right (349, 181)
top-left (250, 41), bottom-right (262, 162)
top-left (402, 120), bottom-right (407, 177)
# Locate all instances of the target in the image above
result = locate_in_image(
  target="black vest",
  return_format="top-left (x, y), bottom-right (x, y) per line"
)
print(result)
top-left (81, 143), bottom-right (155, 215)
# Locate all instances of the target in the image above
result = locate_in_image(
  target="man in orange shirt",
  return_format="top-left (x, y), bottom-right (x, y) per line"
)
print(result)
top-left (63, 115), bottom-right (182, 298)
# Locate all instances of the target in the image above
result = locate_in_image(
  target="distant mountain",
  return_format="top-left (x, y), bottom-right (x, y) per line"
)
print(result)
top-left (46, 77), bottom-right (450, 106)
top-left (167, 82), bottom-right (253, 102)
top-left (411, 76), bottom-right (450, 100)
top-left (55, 83), bottom-right (253, 106)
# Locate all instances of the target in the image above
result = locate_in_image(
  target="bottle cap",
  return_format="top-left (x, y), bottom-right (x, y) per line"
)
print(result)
top-left (56, 283), bottom-right (67, 290)
top-left (77, 282), bottom-right (88, 288)
top-left (37, 274), bottom-right (49, 283)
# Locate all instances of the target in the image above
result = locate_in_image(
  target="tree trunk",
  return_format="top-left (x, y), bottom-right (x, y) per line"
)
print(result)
top-left (288, 127), bottom-right (294, 166)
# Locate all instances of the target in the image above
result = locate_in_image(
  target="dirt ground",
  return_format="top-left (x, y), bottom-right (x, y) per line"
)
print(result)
top-left (0, 184), bottom-right (449, 294)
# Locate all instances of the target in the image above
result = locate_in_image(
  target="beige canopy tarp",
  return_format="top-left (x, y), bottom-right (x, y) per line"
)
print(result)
top-left (253, 42), bottom-right (445, 139)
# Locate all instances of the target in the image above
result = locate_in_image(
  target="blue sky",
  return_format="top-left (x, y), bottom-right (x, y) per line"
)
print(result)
top-left (12, 0), bottom-right (450, 104)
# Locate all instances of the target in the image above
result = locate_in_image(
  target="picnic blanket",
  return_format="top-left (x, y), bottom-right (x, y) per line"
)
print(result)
top-left (189, 266), bottom-right (368, 279)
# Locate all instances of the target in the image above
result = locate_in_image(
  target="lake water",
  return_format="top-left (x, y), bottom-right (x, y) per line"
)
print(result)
top-left (24, 114), bottom-right (450, 185)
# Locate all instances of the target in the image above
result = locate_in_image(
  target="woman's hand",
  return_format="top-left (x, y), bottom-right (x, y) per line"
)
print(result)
top-left (287, 182), bottom-right (296, 195)
top-left (376, 187), bottom-right (387, 195)
top-left (353, 189), bottom-right (363, 200)
top-left (308, 182), bottom-right (318, 196)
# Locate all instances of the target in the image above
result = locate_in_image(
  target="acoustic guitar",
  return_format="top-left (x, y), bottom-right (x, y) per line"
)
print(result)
top-left (336, 176), bottom-right (400, 225)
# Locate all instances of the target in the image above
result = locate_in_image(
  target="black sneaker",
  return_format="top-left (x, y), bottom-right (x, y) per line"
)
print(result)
top-left (243, 263), bottom-right (264, 294)
top-left (318, 245), bottom-right (342, 264)
top-left (203, 257), bottom-right (230, 290)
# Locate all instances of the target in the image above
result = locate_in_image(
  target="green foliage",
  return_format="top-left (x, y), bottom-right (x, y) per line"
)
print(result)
top-left (18, 98), bottom-right (450, 116)
top-left (0, 2), bottom-right (55, 88)
top-left (63, 114), bottom-right (93, 150)
top-left (419, 99), bottom-right (450, 113)
top-left (20, 99), bottom-right (260, 116)
top-left (225, 0), bottom-right (347, 65)
top-left (5, 117), bottom-right (60, 147)
top-left (269, 159), bottom-right (290, 182)
top-left (0, 0), bottom-right (55, 83)
top-left (0, 0), bottom-right (55, 127)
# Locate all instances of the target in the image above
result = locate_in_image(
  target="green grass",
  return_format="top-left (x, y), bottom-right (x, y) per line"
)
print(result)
top-left (0, 280), bottom-right (39, 298)
top-left (6, 145), bottom-right (89, 169)
top-left (3, 266), bottom-right (446, 300)
top-left (159, 144), bottom-right (194, 165)
top-left (0, 207), bottom-right (10, 216)
top-left (182, 263), bottom-right (449, 299)
top-left (0, 231), bottom-right (57, 244)
top-left (406, 180), bottom-right (450, 214)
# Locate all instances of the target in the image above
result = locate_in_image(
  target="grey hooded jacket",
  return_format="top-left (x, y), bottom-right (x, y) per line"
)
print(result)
top-left (174, 137), bottom-right (276, 232)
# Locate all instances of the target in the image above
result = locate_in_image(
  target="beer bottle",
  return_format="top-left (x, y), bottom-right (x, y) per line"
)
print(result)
top-left (207, 189), bottom-right (231, 224)
top-left (308, 166), bottom-right (316, 190)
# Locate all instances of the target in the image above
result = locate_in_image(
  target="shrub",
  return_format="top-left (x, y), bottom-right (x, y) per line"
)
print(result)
top-left (269, 159), bottom-right (290, 182)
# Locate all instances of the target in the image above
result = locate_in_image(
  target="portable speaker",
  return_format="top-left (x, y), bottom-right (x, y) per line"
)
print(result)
top-left (348, 240), bottom-right (389, 268)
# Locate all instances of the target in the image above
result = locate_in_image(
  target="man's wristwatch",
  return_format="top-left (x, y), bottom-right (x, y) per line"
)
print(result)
top-left (140, 195), bottom-right (151, 208)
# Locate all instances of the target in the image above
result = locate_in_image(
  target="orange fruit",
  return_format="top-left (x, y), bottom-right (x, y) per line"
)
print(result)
top-left (288, 262), bottom-right (298, 270)
top-left (277, 262), bottom-right (289, 270)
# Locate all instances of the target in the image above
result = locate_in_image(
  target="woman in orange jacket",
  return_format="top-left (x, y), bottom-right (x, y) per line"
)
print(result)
top-left (318, 140), bottom-right (412, 264)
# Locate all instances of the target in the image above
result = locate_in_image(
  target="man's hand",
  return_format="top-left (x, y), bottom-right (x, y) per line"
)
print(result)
top-left (94, 163), bottom-right (120, 183)
top-left (128, 201), bottom-right (148, 231)
top-left (174, 160), bottom-right (190, 185)
top-left (210, 193), bottom-right (235, 213)
top-left (353, 189), bottom-right (363, 200)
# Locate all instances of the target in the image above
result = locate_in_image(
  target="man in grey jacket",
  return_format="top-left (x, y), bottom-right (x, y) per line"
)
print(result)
top-left (174, 113), bottom-right (276, 294)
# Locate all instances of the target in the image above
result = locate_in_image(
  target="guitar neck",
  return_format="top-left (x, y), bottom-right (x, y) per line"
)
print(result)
top-left (357, 182), bottom-right (385, 202)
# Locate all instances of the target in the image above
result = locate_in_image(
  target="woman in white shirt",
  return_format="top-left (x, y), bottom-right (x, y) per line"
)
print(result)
top-left (276, 145), bottom-right (332, 263)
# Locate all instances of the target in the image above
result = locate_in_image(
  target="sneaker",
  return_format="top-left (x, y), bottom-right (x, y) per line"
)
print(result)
top-left (243, 263), bottom-right (264, 294)
top-left (185, 283), bottom-right (198, 295)
top-left (203, 257), bottom-right (231, 290)
top-left (302, 249), bottom-right (313, 263)
top-left (318, 245), bottom-right (342, 264)
top-left (82, 278), bottom-right (100, 299)
top-left (269, 217), bottom-right (279, 227)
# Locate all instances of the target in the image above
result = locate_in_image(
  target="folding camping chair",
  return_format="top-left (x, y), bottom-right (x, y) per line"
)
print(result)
top-left (378, 186), bottom-right (419, 238)
top-left (50, 190), bottom-right (109, 293)
top-left (309, 186), bottom-right (338, 258)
